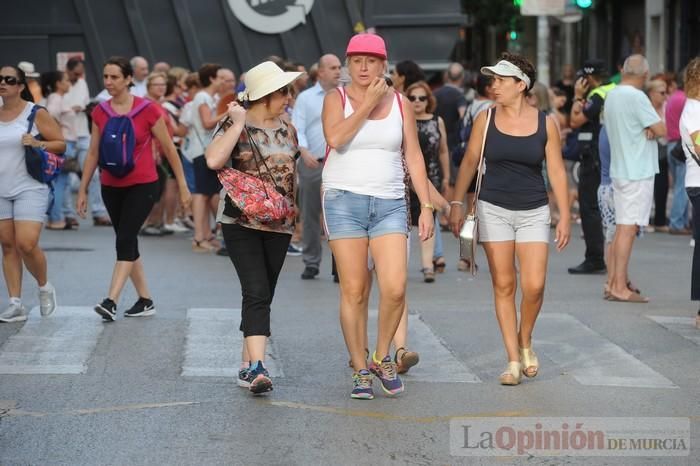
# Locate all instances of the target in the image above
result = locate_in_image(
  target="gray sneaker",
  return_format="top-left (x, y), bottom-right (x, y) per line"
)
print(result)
top-left (39, 284), bottom-right (57, 317)
top-left (0, 303), bottom-right (28, 322)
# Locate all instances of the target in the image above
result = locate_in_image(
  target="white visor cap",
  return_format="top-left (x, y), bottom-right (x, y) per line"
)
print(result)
top-left (480, 60), bottom-right (531, 89)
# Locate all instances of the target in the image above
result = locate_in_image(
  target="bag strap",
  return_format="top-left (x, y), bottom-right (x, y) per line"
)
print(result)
top-left (98, 101), bottom-right (117, 118)
top-left (26, 104), bottom-right (43, 133)
top-left (243, 125), bottom-right (282, 198)
top-left (469, 107), bottom-right (492, 216)
top-left (128, 99), bottom-right (151, 118)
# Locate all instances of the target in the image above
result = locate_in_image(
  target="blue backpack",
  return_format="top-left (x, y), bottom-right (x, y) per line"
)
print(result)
top-left (97, 99), bottom-right (151, 178)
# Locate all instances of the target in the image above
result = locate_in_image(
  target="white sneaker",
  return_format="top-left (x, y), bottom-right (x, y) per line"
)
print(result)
top-left (0, 303), bottom-right (28, 322)
top-left (163, 222), bottom-right (189, 233)
top-left (39, 283), bottom-right (57, 317)
top-left (691, 239), bottom-right (695, 248)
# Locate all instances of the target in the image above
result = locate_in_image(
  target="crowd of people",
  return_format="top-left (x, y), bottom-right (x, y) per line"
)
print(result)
top-left (0, 34), bottom-right (698, 398)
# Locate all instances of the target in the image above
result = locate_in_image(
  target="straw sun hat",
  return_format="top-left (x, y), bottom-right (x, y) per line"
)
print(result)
top-left (238, 61), bottom-right (303, 102)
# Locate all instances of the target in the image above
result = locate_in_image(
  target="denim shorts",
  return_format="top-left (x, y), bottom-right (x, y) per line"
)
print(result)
top-left (322, 189), bottom-right (408, 240)
top-left (0, 186), bottom-right (50, 222)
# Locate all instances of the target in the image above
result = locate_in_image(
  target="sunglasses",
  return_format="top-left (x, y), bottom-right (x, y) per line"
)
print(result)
top-left (407, 95), bottom-right (428, 102)
top-left (0, 75), bottom-right (20, 85)
top-left (275, 86), bottom-right (291, 96)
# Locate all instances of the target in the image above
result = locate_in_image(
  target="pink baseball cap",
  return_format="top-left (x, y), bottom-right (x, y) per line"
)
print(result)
top-left (345, 33), bottom-right (387, 60)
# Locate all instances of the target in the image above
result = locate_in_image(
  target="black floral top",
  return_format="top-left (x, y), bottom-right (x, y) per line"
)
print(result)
top-left (216, 117), bottom-right (298, 235)
top-left (416, 114), bottom-right (443, 188)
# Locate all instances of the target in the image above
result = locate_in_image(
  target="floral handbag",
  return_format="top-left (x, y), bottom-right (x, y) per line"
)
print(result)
top-left (217, 126), bottom-right (294, 224)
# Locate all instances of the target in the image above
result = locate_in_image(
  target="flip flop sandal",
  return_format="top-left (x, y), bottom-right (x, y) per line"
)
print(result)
top-left (626, 281), bottom-right (641, 294)
top-left (608, 292), bottom-right (649, 303)
top-left (433, 258), bottom-right (446, 273)
top-left (395, 347), bottom-right (419, 374)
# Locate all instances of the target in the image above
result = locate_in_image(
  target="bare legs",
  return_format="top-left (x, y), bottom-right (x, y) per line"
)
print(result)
top-left (107, 257), bottom-right (151, 302)
top-left (0, 220), bottom-right (48, 298)
top-left (481, 241), bottom-right (548, 363)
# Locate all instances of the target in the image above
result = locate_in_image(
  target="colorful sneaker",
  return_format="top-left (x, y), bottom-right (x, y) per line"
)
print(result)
top-left (248, 360), bottom-right (273, 395)
top-left (370, 352), bottom-right (404, 396)
top-left (351, 369), bottom-right (374, 400)
top-left (94, 298), bottom-right (117, 321)
top-left (237, 365), bottom-right (254, 388)
top-left (0, 302), bottom-right (28, 323)
top-left (124, 297), bottom-right (156, 317)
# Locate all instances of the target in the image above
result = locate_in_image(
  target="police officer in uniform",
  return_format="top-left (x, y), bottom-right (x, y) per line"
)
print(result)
top-left (568, 59), bottom-right (616, 274)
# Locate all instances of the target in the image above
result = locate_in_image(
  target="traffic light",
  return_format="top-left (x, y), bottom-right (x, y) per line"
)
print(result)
top-left (575, 0), bottom-right (593, 8)
top-left (508, 30), bottom-right (518, 41)
top-left (513, 0), bottom-right (523, 6)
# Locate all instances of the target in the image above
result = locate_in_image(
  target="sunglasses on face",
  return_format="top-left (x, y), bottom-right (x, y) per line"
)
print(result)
top-left (0, 75), bottom-right (20, 85)
top-left (275, 86), bottom-right (291, 96)
top-left (407, 95), bottom-right (428, 102)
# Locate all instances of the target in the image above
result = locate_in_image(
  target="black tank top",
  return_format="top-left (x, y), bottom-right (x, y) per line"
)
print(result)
top-left (478, 107), bottom-right (549, 210)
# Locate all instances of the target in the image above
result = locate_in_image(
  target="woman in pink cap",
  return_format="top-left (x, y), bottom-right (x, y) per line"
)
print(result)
top-left (322, 33), bottom-right (434, 399)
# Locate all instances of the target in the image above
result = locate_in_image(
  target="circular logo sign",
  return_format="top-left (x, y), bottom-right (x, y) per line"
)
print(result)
top-left (228, 0), bottom-right (315, 34)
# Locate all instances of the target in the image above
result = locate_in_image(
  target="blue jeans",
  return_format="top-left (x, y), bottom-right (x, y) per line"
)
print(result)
top-left (668, 141), bottom-right (689, 229)
top-left (433, 214), bottom-right (444, 260)
top-left (48, 141), bottom-right (79, 223)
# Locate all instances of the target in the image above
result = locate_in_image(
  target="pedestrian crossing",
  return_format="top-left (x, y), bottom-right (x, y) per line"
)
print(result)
top-left (0, 306), bottom-right (102, 375)
top-left (182, 308), bottom-right (284, 377)
top-left (0, 307), bottom-right (693, 390)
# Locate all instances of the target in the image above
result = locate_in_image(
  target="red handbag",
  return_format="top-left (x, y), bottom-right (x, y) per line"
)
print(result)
top-left (217, 126), bottom-right (294, 224)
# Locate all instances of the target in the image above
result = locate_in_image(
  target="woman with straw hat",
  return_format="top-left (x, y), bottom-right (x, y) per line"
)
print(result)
top-left (206, 61), bottom-right (303, 395)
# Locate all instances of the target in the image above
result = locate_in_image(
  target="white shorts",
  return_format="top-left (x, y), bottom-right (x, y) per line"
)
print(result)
top-left (612, 177), bottom-right (654, 226)
top-left (477, 200), bottom-right (550, 243)
top-left (0, 187), bottom-right (50, 223)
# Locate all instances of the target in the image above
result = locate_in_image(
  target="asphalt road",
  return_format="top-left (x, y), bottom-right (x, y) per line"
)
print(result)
top-left (0, 221), bottom-right (697, 465)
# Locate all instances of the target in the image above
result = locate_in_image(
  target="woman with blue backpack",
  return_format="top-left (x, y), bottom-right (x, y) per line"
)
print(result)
top-left (77, 56), bottom-right (191, 321)
top-left (0, 64), bottom-right (65, 322)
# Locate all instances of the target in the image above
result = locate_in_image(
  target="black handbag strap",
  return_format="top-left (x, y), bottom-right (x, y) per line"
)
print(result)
top-left (243, 124), bottom-right (285, 198)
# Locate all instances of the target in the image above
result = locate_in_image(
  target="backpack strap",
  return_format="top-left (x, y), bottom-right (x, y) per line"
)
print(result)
top-left (128, 99), bottom-right (151, 118)
top-left (324, 87), bottom-right (348, 161)
top-left (98, 101), bottom-right (117, 118)
top-left (394, 90), bottom-right (404, 124)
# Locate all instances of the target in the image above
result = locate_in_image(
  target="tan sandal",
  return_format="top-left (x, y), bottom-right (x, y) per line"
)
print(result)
top-left (395, 347), bottom-right (419, 374)
top-left (499, 361), bottom-right (522, 385)
top-left (192, 239), bottom-right (216, 253)
top-left (519, 347), bottom-right (539, 378)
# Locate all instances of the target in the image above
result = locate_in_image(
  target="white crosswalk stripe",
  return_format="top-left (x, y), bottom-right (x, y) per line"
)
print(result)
top-left (368, 310), bottom-right (481, 383)
top-left (0, 307), bottom-right (102, 374)
top-left (647, 316), bottom-right (700, 346)
top-left (182, 308), bottom-right (284, 377)
top-left (537, 313), bottom-right (677, 389)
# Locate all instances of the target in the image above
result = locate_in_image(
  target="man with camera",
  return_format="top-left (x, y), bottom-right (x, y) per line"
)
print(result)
top-left (568, 59), bottom-right (616, 274)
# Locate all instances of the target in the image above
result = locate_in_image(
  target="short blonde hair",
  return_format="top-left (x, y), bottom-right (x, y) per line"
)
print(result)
top-left (146, 71), bottom-right (167, 88)
top-left (645, 79), bottom-right (667, 94)
top-left (405, 81), bottom-right (437, 113)
top-left (684, 57), bottom-right (700, 99)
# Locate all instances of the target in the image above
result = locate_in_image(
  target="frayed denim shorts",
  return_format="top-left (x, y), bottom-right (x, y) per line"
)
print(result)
top-left (322, 188), bottom-right (408, 241)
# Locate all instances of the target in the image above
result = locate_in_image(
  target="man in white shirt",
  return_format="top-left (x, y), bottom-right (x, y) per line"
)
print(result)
top-left (63, 57), bottom-right (110, 225)
top-left (291, 54), bottom-right (341, 279)
top-left (129, 56), bottom-right (149, 97)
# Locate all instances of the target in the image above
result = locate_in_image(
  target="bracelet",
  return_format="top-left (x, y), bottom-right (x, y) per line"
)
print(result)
top-left (449, 201), bottom-right (464, 206)
top-left (421, 203), bottom-right (435, 211)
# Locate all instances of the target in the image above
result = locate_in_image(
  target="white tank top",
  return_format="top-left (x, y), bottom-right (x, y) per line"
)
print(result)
top-left (322, 88), bottom-right (405, 199)
top-left (0, 102), bottom-right (44, 198)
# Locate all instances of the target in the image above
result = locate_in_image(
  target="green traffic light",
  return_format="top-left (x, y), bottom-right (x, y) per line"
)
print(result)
top-left (509, 31), bottom-right (518, 40)
top-left (576, 0), bottom-right (593, 8)
top-left (513, 0), bottom-right (523, 6)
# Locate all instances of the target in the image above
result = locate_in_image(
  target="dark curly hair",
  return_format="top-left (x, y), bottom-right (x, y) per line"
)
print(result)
top-left (500, 52), bottom-right (536, 92)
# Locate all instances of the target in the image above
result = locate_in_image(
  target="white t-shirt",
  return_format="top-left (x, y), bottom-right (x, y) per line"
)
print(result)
top-left (679, 97), bottom-right (700, 188)
top-left (63, 78), bottom-right (90, 138)
top-left (182, 91), bottom-right (215, 160)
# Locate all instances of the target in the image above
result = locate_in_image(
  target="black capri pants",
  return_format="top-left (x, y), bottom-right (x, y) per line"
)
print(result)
top-left (101, 181), bottom-right (159, 261)
top-left (222, 222), bottom-right (291, 337)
